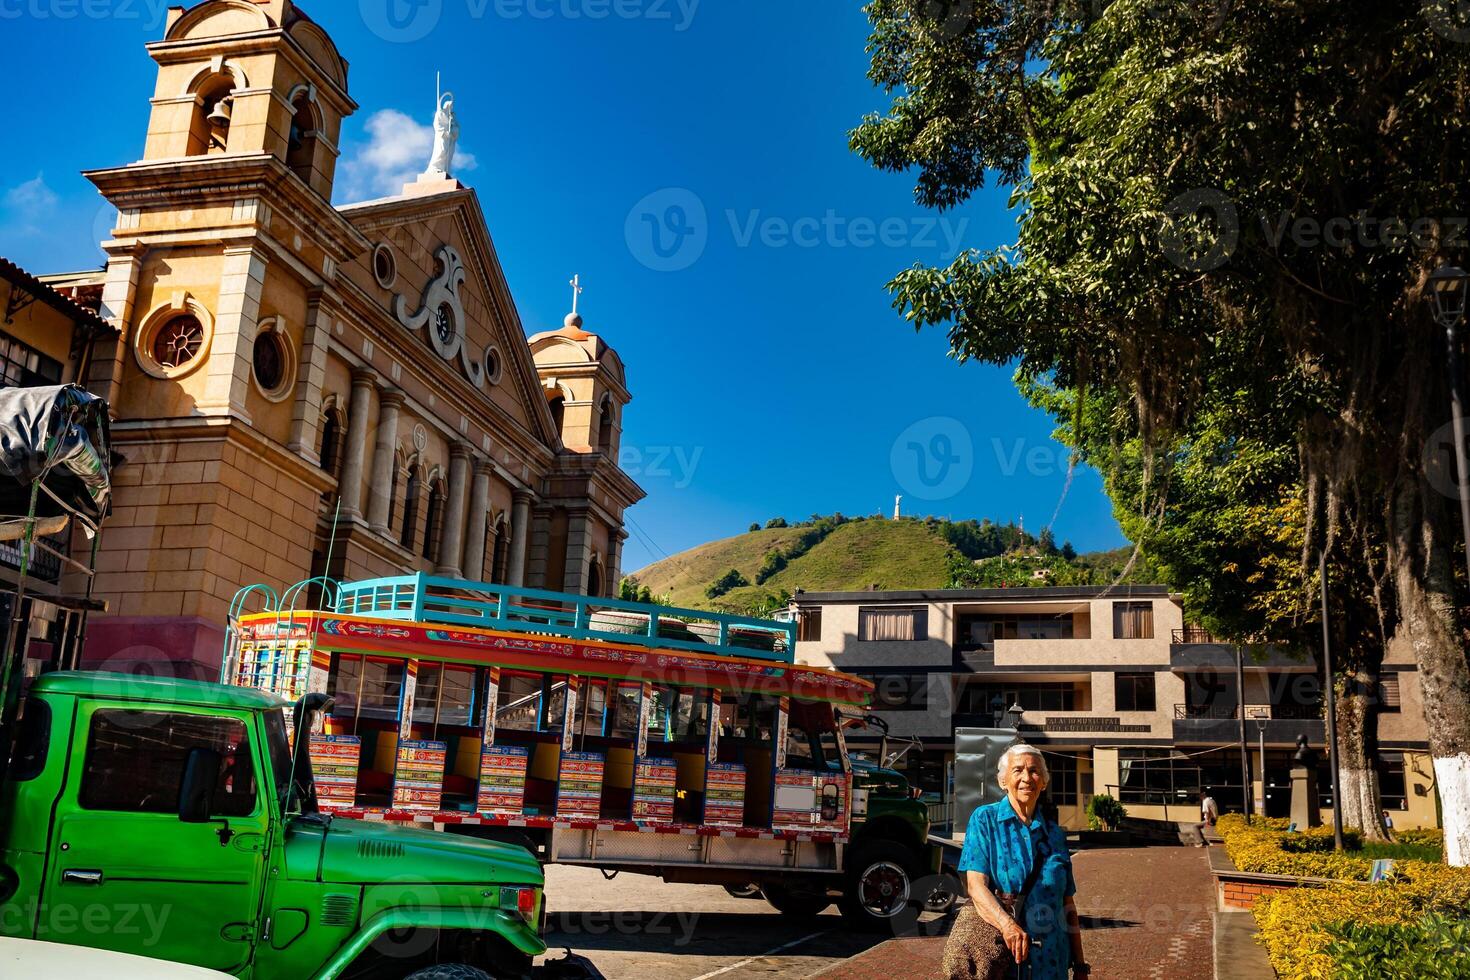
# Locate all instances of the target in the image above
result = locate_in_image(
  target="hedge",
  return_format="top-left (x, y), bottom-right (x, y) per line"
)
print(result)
top-left (1215, 814), bottom-right (1470, 979)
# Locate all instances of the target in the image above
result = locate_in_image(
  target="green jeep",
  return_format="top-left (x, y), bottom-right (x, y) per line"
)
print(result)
top-left (0, 672), bottom-right (546, 979)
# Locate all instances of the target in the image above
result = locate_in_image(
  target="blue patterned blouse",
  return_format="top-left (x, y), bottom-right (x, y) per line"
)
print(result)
top-left (957, 797), bottom-right (1077, 980)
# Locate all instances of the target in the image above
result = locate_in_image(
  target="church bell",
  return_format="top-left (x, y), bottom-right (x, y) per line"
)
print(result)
top-left (206, 97), bottom-right (233, 129)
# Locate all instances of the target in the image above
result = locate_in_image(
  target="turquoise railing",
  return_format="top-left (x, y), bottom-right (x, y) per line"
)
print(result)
top-left (332, 573), bottom-right (795, 664)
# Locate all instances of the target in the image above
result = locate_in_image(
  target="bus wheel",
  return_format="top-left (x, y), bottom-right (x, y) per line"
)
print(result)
top-left (839, 841), bottom-right (916, 930)
top-left (761, 882), bottom-right (832, 918)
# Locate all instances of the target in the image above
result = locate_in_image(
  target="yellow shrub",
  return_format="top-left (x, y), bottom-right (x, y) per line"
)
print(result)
top-left (1219, 815), bottom-right (1470, 978)
top-left (1254, 883), bottom-right (1416, 980)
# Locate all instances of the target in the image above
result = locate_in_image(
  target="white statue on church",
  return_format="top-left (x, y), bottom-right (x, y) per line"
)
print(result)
top-left (426, 91), bottom-right (459, 177)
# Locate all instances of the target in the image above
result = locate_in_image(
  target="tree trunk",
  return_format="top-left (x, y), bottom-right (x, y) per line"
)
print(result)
top-left (1387, 481), bottom-right (1470, 866)
top-left (1336, 668), bottom-right (1390, 840)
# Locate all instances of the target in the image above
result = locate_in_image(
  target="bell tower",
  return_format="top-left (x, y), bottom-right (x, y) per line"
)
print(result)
top-left (85, 0), bottom-right (367, 426)
top-left (139, 0), bottom-right (353, 201)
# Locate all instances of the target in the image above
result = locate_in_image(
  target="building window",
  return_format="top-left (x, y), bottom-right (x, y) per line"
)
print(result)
top-left (483, 345), bottom-right (503, 385)
top-left (1117, 748), bottom-right (1199, 806)
top-left (0, 330), bottom-right (63, 388)
top-left (80, 710), bottom-right (256, 817)
top-left (858, 606), bottom-right (928, 642)
top-left (597, 396), bottom-right (614, 454)
top-left (250, 323), bottom-right (295, 401)
top-left (400, 465), bottom-right (421, 551)
top-left (860, 673), bottom-right (928, 711)
top-left (421, 481), bottom-right (442, 562)
top-left (958, 613), bottom-right (1073, 643)
top-left (372, 243), bottom-right (398, 289)
top-left (548, 394), bottom-right (566, 436)
top-left (1377, 752), bottom-right (1407, 810)
top-left (797, 608), bottom-right (822, 642)
top-left (960, 682), bottom-right (1079, 715)
top-left (587, 558), bottom-right (604, 597)
top-left (286, 92), bottom-right (318, 184)
top-left (318, 407), bottom-right (344, 479)
top-left (152, 314), bottom-right (206, 369)
top-left (1378, 675), bottom-right (1401, 713)
top-left (1115, 673), bottom-right (1157, 712)
top-left (1113, 601), bottom-right (1155, 639)
top-left (490, 519), bottom-right (511, 583)
top-left (1048, 752), bottom-right (1079, 806)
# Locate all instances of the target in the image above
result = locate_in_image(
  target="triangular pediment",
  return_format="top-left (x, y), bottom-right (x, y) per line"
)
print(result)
top-left (337, 185), bottom-right (558, 451)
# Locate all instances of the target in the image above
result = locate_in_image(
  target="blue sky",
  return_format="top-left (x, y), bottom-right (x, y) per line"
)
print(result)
top-left (0, 0), bottom-right (1128, 571)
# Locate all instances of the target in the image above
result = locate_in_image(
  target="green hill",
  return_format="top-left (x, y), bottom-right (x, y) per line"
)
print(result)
top-left (626, 515), bottom-right (1157, 613)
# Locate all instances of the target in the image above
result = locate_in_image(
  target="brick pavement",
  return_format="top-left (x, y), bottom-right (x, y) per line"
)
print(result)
top-left (811, 845), bottom-right (1217, 980)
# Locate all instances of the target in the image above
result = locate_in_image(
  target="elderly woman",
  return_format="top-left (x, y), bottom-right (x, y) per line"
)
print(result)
top-left (956, 744), bottom-right (1088, 979)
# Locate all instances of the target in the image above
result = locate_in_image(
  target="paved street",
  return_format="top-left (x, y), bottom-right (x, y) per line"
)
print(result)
top-left (534, 866), bottom-right (901, 980)
top-left (537, 846), bottom-right (1216, 980)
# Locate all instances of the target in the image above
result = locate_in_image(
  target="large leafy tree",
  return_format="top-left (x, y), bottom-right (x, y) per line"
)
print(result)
top-left (1027, 376), bottom-right (1397, 836)
top-left (852, 0), bottom-right (1470, 861)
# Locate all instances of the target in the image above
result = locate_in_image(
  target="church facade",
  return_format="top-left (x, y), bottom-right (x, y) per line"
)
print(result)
top-left (52, 0), bottom-right (643, 676)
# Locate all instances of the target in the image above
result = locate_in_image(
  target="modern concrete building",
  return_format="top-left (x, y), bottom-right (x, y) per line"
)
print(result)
top-left (791, 586), bottom-right (1439, 831)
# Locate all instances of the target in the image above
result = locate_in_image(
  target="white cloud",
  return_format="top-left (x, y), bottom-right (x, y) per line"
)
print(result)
top-left (4, 173), bottom-right (59, 220)
top-left (336, 109), bottom-right (478, 204)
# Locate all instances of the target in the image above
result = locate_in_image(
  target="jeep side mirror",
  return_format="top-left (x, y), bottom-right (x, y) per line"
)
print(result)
top-left (179, 747), bottom-right (222, 823)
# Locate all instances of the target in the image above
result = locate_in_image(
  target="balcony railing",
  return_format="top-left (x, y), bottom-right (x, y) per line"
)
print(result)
top-left (1173, 702), bottom-right (1322, 721)
top-left (1172, 627), bottom-right (1219, 644)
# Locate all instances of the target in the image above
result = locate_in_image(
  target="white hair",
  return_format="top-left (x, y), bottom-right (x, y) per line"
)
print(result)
top-left (997, 743), bottom-right (1049, 789)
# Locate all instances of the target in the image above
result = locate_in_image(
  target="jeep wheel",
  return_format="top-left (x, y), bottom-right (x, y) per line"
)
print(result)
top-left (761, 881), bottom-right (832, 918)
top-left (839, 840), bottom-right (916, 930)
top-left (404, 966), bottom-right (494, 980)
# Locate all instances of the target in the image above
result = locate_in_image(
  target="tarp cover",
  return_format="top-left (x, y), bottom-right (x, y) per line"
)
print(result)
top-left (0, 385), bottom-right (111, 528)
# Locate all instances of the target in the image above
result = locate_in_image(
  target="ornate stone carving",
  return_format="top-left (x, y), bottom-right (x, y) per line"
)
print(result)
top-left (393, 243), bottom-right (487, 388)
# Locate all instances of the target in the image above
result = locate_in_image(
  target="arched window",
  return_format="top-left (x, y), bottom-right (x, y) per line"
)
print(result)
top-left (587, 558), bottom-right (604, 598)
top-left (422, 480), bottom-right (444, 563)
top-left (318, 407), bottom-right (344, 479)
top-left (286, 93), bottom-right (319, 184)
top-left (596, 396), bottom-right (615, 455)
top-left (188, 76), bottom-right (235, 157)
top-left (490, 517), bottom-right (512, 584)
top-left (400, 464), bottom-right (421, 551)
top-left (548, 394), bottom-right (566, 437)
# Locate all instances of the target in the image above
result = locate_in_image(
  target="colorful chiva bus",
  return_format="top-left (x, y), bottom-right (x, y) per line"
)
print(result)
top-left (223, 575), bottom-right (889, 895)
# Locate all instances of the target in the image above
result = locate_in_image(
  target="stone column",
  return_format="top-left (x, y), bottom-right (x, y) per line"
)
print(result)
top-left (562, 508), bottom-right (593, 595)
top-left (436, 442), bottom-right (472, 577)
top-left (461, 459), bottom-right (493, 582)
top-left (200, 243), bottom-right (269, 418)
top-left (288, 290), bottom-right (334, 461)
top-left (366, 389), bottom-right (404, 534)
top-left (526, 508), bottom-right (552, 589)
top-left (338, 367), bottom-right (376, 521)
top-left (606, 529), bottom-right (627, 598)
top-left (507, 489), bottom-right (534, 587)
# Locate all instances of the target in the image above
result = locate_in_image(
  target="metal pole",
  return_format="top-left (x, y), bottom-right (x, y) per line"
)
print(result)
top-left (1258, 725), bottom-right (1266, 817)
top-left (1236, 643), bottom-right (1252, 823)
top-left (1445, 317), bottom-right (1470, 586)
top-left (1319, 549), bottom-right (1345, 851)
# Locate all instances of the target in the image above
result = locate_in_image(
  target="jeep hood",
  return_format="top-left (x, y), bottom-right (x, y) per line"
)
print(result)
top-left (286, 817), bottom-right (542, 886)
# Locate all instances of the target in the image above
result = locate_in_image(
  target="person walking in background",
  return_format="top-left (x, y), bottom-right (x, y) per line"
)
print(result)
top-left (945, 744), bottom-right (1088, 979)
top-left (1193, 791), bottom-right (1219, 847)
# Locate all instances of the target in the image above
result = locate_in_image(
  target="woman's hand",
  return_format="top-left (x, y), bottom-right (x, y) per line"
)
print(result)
top-left (1002, 918), bottom-right (1030, 964)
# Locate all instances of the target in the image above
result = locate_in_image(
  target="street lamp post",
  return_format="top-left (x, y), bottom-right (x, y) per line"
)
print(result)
top-left (1430, 264), bottom-right (1470, 585)
top-left (1006, 702), bottom-right (1025, 732)
top-left (1252, 709), bottom-right (1269, 818)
